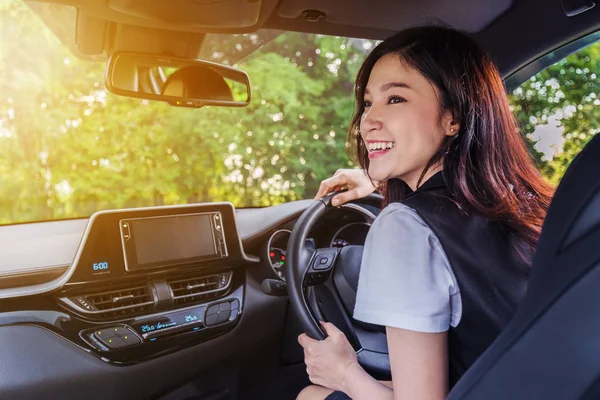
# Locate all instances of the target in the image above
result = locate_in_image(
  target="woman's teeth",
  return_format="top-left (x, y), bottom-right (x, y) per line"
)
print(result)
top-left (368, 141), bottom-right (395, 153)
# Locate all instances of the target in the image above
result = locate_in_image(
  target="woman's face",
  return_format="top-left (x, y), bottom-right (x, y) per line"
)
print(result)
top-left (360, 53), bottom-right (457, 189)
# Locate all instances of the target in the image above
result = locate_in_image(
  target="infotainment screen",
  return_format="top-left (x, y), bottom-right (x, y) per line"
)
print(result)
top-left (120, 212), bottom-right (227, 271)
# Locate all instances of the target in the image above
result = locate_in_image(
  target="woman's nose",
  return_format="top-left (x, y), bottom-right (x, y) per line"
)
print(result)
top-left (360, 106), bottom-right (383, 134)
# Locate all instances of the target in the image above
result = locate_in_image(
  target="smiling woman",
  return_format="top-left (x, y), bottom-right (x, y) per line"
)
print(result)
top-left (299, 25), bottom-right (556, 400)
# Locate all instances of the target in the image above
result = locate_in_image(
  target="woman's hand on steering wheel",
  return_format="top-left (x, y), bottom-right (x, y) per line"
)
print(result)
top-left (315, 169), bottom-right (379, 206)
top-left (298, 321), bottom-right (360, 392)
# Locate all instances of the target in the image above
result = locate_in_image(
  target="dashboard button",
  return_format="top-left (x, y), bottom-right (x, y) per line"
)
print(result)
top-left (93, 326), bottom-right (140, 349)
top-left (206, 304), bottom-right (219, 316)
top-left (217, 310), bottom-right (231, 323)
top-left (100, 336), bottom-right (127, 349)
top-left (76, 296), bottom-right (95, 311)
top-left (93, 328), bottom-right (115, 341)
top-left (88, 334), bottom-right (109, 351)
top-left (205, 313), bottom-right (219, 327)
top-left (113, 327), bottom-right (131, 336)
top-left (228, 310), bottom-right (237, 321)
top-left (121, 333), bottom-right (141, 346)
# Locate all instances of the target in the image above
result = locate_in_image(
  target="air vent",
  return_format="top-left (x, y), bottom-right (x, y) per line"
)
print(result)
top-left (62, 285), bottom-right (154, 319)
top-left (169, 271), bottom-right (232, 307)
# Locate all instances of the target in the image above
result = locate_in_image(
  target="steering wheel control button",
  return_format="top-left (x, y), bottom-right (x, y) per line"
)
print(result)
top-left (230, 299), bottom-right (240, 311)
top-left (313, 255), bottom-right (334, 270)
top-left (218, 302), bottom-right (231, 312)
top-left (305, 270), bottom-right (332, 286)
top-left (307, 250), bottom-right (339, 283)
top-left (310, 248), bottom-right (339, 272)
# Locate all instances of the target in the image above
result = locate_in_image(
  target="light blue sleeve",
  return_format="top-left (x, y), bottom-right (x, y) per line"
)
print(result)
top-left (353, 203), bottom-right (462, 333)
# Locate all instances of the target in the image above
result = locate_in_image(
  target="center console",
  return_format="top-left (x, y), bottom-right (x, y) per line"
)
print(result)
top-left (31, 202), bottom-right (258, 364)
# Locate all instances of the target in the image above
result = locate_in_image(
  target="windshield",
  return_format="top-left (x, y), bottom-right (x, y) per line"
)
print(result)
top-left (0, 1), bottom-right (376, 224)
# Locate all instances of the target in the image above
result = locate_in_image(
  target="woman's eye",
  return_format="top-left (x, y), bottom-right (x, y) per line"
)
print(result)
top-left (388, 96), bottom-right (405, 104)
top-left (363, 100), bottom-right (372, 108)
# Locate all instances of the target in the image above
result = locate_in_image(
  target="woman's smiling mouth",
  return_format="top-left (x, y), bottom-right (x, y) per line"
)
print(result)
top-left (367, 141), bottom-right (395, 159)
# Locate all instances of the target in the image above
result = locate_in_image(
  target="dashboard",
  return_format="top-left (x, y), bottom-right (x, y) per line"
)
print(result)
top-left (0, 199), bottom-right (376, 374)
top-left (10, 202), bottom-right (253, 364)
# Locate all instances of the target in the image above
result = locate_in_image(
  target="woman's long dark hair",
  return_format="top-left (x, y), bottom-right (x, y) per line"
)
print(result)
top-left (348, 26), bottom-right (554, 259)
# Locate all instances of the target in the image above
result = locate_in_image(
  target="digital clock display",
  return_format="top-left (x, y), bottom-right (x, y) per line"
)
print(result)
top-left (131, 307), bottom-right (205, 338)
top-left (92, 261), bottom-right (110, 273)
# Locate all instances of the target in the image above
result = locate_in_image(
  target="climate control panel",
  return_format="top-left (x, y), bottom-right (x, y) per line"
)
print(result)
top-left (80, 286), bottom-right (243, 354)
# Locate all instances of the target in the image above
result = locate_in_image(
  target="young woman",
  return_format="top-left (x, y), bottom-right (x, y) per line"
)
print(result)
top-left (296, 26), bottom-right (554, 400)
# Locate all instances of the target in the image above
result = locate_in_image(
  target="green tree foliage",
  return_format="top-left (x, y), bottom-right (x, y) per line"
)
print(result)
top-left (0, 0), bottom-right (597, 224)
top-left (510, 42), bottom-right (600, 184)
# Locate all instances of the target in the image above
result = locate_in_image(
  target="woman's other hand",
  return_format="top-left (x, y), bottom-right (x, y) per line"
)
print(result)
top-left (298, 322), bottom-right (360, 392)
top-left (314, 169), bottom-right (378, 206)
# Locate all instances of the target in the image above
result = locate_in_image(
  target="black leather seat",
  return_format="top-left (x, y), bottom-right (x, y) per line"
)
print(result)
top-left (447, 134), bottom-right (600, 399)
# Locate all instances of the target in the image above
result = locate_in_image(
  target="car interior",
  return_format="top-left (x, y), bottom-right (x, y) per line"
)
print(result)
top-left (2, 0), bottom-right (600, 399)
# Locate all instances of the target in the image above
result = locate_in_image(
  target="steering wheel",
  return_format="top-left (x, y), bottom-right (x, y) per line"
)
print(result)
top-left (285, 192), bottom-right (392, 379)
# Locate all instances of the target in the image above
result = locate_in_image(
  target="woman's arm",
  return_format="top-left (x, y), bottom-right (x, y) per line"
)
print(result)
top-left (343, 328), bottom-right (448, 400)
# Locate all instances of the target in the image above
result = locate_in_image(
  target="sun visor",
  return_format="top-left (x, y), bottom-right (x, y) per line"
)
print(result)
top-left (76, 12), bottom-right (107, 56)
top-left (25, 1), bottom-right (106, 60)
top-left (107, 0), bottom-right (263, 29)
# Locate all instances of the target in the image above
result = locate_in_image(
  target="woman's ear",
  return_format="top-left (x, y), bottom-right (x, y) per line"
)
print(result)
top-left (448, 121), bottom-right (460, 137)
top-left (442, 110), bottom-right (460, 137)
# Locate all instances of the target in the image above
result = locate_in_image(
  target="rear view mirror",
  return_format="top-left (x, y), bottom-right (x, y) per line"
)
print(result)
top-left (106, 52), bottom-right (251, 108)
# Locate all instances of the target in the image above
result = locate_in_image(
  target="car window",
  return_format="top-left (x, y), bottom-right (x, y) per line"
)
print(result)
top-left (509, 38), bottom-right (600, 185)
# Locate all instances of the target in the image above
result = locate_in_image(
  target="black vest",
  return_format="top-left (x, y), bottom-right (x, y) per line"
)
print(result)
top-left (396, 172), bottom-right (531, 387)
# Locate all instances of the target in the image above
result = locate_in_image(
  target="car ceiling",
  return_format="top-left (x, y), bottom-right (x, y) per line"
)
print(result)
top-left (31, 0), bottom-right (513, 36)
top-left (25, 0), bottom-right (600, 81)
